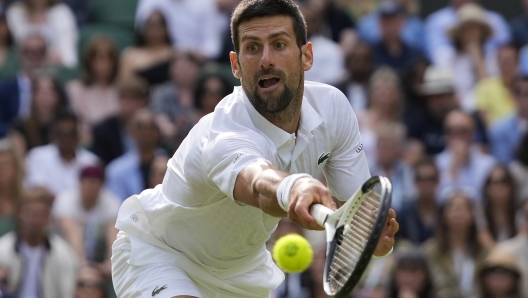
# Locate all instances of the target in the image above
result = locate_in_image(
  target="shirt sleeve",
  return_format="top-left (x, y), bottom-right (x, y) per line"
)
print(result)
top-left (323, 90), bottom-right (371, 202)
top-left (203, 132), bottom-right (272, 201)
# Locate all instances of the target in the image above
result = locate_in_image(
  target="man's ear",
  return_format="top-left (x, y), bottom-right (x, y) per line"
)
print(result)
top-left (230, 51), bottom-right (242, 79)
top-left (301, 42), bottom-right (314, 72)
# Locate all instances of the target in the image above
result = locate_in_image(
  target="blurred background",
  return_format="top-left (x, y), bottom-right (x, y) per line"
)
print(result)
top-left (0, 0), bottom-right (527, 297)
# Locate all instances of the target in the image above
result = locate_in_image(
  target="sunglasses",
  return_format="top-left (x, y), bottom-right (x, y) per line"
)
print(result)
top-left (488, 177), bottom-right (508, 185)
top-left (77, 280), bottom-right (105, 289)
top-left (415, 175), bottom-right (438, 182)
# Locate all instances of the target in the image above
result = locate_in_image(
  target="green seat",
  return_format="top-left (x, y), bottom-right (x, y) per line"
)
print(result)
top-left (78, 24), bottom-right (137, 58)
top-left (92, 0), bottom-right (139, 30)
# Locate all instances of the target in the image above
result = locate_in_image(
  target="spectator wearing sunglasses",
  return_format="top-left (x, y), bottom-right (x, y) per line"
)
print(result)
top-left (25, 111), bottom-right (100, 195)
top-left (75, 264), bottom-right (107, 298)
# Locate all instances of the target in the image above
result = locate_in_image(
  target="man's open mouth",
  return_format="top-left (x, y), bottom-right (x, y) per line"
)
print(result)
top-left (258, 77), bottom-right (280, 89)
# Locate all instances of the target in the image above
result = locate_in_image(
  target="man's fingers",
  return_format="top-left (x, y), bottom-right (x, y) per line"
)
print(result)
top-left (387, 218), bottom-right (399, 237)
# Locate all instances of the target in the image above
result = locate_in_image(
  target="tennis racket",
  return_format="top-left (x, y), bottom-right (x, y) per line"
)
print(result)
top-left (309, 176), bottom-right (392, 298)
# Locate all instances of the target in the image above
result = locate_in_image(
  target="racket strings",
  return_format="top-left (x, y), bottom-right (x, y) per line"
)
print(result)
top-left (327, 189), bottom-right (382, 292)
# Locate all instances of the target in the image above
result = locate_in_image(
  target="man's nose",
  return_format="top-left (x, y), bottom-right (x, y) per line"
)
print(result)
top-left (260, 45), bottom-right (274, 68)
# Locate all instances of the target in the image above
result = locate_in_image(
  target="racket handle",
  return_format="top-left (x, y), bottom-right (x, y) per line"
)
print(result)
top-left (310, 204), bottom-right (333, 227)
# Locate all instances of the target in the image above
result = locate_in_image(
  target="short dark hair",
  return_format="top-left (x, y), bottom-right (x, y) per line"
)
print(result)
top-left (230, 0), bottom-right (307, 54)
top-left (51, 110), bottom-right (78, 129)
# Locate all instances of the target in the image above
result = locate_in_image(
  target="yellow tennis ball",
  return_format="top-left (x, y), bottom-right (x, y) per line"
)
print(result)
top-left (272, 233), bottom-right (313, 273)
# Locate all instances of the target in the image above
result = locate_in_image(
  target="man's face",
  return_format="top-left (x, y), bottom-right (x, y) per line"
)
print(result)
top-left (18, 202), bottom-right (49, 239)
top-left (497, 47), bottom-right (518, 78)
top-left (426, 92), bottom-right (458, 120)
top-left (230, 15), bottom-right (313, 117)
top-left (444, 111), bottom-right (474, 148)
top-left (380, 15), bottom-right (404, 41)
top-left (80, 177), bottom-right (103, 205)
top-left (20, 36), bottom-right (47, 72)
top-left (52, 120), bottom-right (78, 152)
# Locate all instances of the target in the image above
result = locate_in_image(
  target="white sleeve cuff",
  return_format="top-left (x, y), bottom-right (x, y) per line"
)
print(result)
top-left (371, 247), bottom-right (393, 260)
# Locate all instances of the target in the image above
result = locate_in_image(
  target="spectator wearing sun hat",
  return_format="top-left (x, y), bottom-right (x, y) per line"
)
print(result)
top-left (52, 165), bottom-right (120, 278)
top-left (477, 248), bottom-right (523, 298)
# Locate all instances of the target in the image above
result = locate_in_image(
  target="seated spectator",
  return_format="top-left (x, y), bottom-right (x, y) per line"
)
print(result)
top-left (435, 110), bottom-right (495, 202)
top-left (424, 0), bottom-right (510, 67)
top-left (25, 111), bottom-right (100, 195)
top-left (6, 0), bottom-right (78, 67)
top-left (151, 52), bottom-right (200, 150)
top-left (148, 155), bottom-right (169, 188)
top-left (193, 73), bottom-right (233, 119)
top-left (301, 2), bottom-right (345, 85)
top-left (66, 35), bottom-right (120, 144)
top-left (477, 249), bottom-right (523, 298)
top-left (0, 34), bottom-right (49, 138)
top-left (106, 109), bottom-right (166, 201)
top-left (12, 72), bottom-right (68, 153)
top-left (489, 75), bottom-right (528, 165)
top-left (0, 141), bottom-right (22, 237)
top-left (0, 264), bottom-right (15, 298)
top-left (91, 75), bottom-right (150, 165)
top-left (53, 165), bottom-right (120, 277)
top-left (119, 10), bottom-right (174, 82)
top-left (0, 188), bottom-right (78, 298)
top-left (496, 199), bottom-right (528, 296)
top-left (475, 43), bottom-right (519, 126)
top-left (371, 0), bottom-right (423, 74)
top-left (510, 0), bottom-right (528, 47)
top-left (386, 248), bottom-right (435, 298)
top-left (437, 3), bottom-right (498, 111)
top-left (357, 0), bottom-right (424, 51)
top-left (370, 122), bottom-right (415, 212)
top-left (336, 41), bottom-right (375, 114)
top-left (422, 191), bottom-right (488, 298)
top-left (0, 14), bottom-right (17, 81)
top-left (398, 157), bottom-right (439, 244)
top-left (75, 264), bottom-right (108, 298)
top-left (478, 165), bottom-right (518, 249)
top-left (135, 0), bottom-right (221, 60)
top-left (401, 57), bottom-right (430, 120)
top-left (509, 132), bottom-right (528, 203)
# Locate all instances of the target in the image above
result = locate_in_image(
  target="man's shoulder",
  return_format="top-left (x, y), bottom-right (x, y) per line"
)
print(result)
top-left (27, 144), bottom-right (55, 159)
top-left (303, 81), bottom-right (348, 103)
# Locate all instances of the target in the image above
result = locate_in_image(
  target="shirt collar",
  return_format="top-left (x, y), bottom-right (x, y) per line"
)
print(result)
top-left (241, 87), bottom-right (323, 148)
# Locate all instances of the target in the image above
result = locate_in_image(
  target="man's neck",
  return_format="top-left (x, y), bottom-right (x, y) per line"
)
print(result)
top-left (59, 149), bottom-right (76, 162)
top-left (21, 235), bottom-right (46, 247)
top-left (81, 197), bottom-right (97, 211)
top-left (138, 148), bottom-right (156, 164)
top-left (383, 38), bottom-right (403, 56)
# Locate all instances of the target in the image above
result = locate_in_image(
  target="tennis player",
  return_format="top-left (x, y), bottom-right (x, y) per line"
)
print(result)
top-left (111, 1), bottom-right (399, 297)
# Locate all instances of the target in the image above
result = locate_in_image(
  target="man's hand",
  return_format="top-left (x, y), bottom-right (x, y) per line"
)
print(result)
top-left (287, 178), bottom-right (337, 230)
top-left (373, 208), bottom-right (399, 257)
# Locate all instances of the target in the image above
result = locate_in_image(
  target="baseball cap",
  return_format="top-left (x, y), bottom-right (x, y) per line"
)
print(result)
top-left (80, 165), bottom-right (105, 180)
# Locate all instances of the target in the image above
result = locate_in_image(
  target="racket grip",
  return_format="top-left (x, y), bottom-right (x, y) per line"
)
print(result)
top-left (310, 204), bottom-right (332, 227)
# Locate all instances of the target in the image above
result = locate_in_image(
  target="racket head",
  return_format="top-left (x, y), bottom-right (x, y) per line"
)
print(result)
top-left (322, 176), bottom-right (392, 298)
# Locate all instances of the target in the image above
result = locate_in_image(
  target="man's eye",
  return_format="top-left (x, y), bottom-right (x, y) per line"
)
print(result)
top-left (247, 45), bottom-right (258, 51)
top-left (275, 42), bottom-right (285, 49)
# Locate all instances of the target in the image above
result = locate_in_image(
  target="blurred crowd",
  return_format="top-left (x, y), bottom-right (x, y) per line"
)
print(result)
top-left (0, 0), bottom-right (527, 297)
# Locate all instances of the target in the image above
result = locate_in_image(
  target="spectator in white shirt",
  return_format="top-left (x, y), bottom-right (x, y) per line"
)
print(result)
top-left (424, 0), bottom-right (510, 67)
top-left (135, 0), bottom-right (222, 61)
top-left (25, 111), bottom-right (100, 195)
top-left (53, 165), bottom-right (120, 278)
top-left (6, 0), bottom-right (79, 67)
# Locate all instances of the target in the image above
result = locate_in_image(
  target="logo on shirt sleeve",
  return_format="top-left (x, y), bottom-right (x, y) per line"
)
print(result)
top-left (317, 152), bottom-right (330, 165)
top-left (233, 152), bottom-right (244, 163)
top-left (355, 144), bottom-right (363, 154)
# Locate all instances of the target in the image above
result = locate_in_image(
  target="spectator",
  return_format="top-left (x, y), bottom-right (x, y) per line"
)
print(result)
top-left (194, 73), bottom-right (233, 119)
top-left (0, 188), bottom-right (78, 298)
top-left (509, 132), bottom-right (528, 203)
top-left (357, 0), bottom-right (424, 51)
top-left (0, 265), bottom-right (14, 298)
top-left (119, 10), bottom-right (174, 82)
top-left (370, 122), bottom-right (415, 212)
top-left (371, 0), bottom-right (423, 74)
top-left (25, 111), bottom-right (100, 195)
top-left (0, 13), bottom-right (17, 80)
top-left (357, 67), bottom-right (403, 166)
top-left (398, 157), bottom-right (439, 244)
top-left (12, 72), bottom-right (68, 153)
top-left (0, 34), bottom-right (48, 138)
top-left (424, 0), bottom-right (510, 67)
top-left (148, 155), bottom-right (168, 188)
top-left (301, 1), bottom-right (345, 85)
top-left (496, 199), bottom-right (528, 296)
top-left (106, 108), bottom-right (165, 201)
top-left (52, 165), bottom-right (120, 277)
top-left (151, 52), bottom-right (200, 150)
top-left (489, 75), bottom-right (528, 165)
top-left (422, 191), bottom-right (487, 298)
top-left (135, 0), bottom-right (222, 60)
top-left (386, 249), bottom-right (435, 298)
top-left (6, 0), bottom-right (79, 67)
top-left (510, 0), bottom-right (528, 47)
top-left (477, 249), bottom-right (523, 298)
top-left (401, 57), bottom-right (430, 120)
top-left (475, 43), bottom-right (519, 126)
top-left (66, 35), bottom-right (120, 144)
top-left (439, 3), bottom-right (497, 111)
top-left (337, 41), bottom-right (375, 114)
top-left (478, 165), bottom-right (518, 250)
top-left (0, 141), bottom-right (22, 237)
top-left (74, 264), bottom-right (108, 298)
top-left (435, 109), bottom-right (495, 202)
top-left (91, 75), bottom-right (150, 165)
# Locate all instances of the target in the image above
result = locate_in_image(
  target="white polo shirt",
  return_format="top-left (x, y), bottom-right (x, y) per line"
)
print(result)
top-left (115, 81), bottom-right (369, 288)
